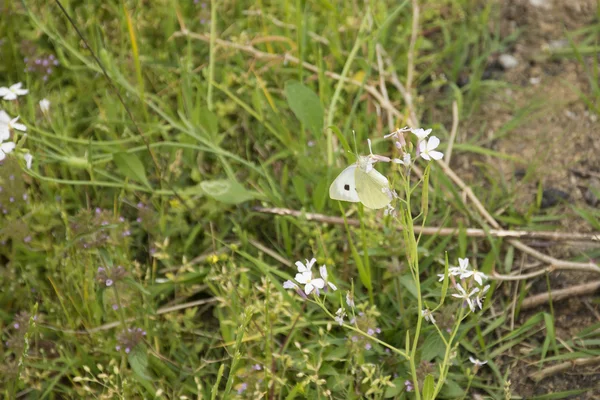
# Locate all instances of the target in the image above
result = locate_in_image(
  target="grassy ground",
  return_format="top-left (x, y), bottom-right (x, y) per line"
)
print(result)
top-left (1, 0), bottom-right (600, 399)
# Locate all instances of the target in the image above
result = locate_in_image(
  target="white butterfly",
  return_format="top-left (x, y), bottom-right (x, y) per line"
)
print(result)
top-left (329, 156), bottom-right (392, 209)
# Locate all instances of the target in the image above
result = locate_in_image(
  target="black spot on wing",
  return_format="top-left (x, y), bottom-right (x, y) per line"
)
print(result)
top-left (344, 184), bottom-right (350, 191)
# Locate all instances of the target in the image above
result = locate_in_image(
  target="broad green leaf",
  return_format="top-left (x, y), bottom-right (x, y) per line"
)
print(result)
top-left (421, 333), bottom-right (445, 361)
top-left (285, 81), bottom-right (324, 138)
top-left (200, 179), bottom-right (256, 205)
top-left (440, 380), bottom-right (464, 398)
top-left (128, 344), bottom-right (152, 381)
top-left (421, 375), bottom-right (435, 400)
top-left (113, 152), bottom-right (151, 188)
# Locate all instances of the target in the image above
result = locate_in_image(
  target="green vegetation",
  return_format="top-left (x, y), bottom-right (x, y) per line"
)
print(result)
top-left (1, 1), bottom-right (599, 399)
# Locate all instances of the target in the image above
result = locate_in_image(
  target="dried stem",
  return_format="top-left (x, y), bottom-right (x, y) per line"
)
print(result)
top-left (529, 355), bottom-right (600, 382)
top-left (254, 206), bottom-right (600, 244)
top-left (521, 280), bottom-right (600, 310)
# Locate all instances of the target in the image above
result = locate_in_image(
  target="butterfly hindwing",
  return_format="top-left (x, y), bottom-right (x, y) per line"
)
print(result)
top-left (355, 165), bottom-right (392, 209)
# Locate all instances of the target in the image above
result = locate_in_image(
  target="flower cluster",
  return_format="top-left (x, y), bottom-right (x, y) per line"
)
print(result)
top-left (440, 258), bottom-right (490, 313)
top-left (348, 305), bottom-right (381, 351)
top-left (70, 208), bottom-right (132, 249)
top-left (96, 265), bottom-right (127, 287)
top-left (383, 127), bottom-right (444, 163)
top-left (115, 327), bottom-right (146, 353)
top-left (5, 311), bottom-right (38, 352)
top-left (283, 258), bottom-right (337, 296)
top-left (0, 82), bottom-right (33, 169)
top-left (22, 44), bottom-right (60, 81)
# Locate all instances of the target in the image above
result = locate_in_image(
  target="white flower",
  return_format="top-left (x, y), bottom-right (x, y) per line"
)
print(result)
top-left (346, 292), bottom-right (355, 307)
top-left (284, 258), bottom-right (327, 295)
top-left (24, 153), bottom-right (33, 169)
top-left (0, 141), bottom-right (16, 161)
top-left (447, 258), bottom-right (471, 279)
top-left (421, 309), bottom-right (436, 324)
top-left (0, 82), bottom-right (29, 101)
top-left (295, 269), bottom-right (325, 295)
top-left (393, 153), bottom-right (411, 166)
top-left (411, 128), bottom-right (432, 140)
top-left (469, 357), bottom-right (487, 367)
top-left (283, 280), bottom-right (298, 290)
top-left (334, 308), bottom-right (345, 326)
top-left (472, 271), bottom-right (488, 286)
top-left (319, 265), bottom-right (337, 291)
top-left (452, 283), bottom-right (480, 312)
top-left (39, 98), bottom-right (50, 114)
top-left (0, 111), bottom-right (27, 141)
top-left (474, 284), bottom-right (490, 310)
top-left (419, 136), bottom-right (444, 161)
top-left (295, 258), bottom-right (317, 274)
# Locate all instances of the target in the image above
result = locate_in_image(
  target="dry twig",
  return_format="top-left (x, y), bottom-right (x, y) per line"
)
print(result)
top-left (521, 280), bottom-right (600, 310)
top-left (529, 355), bottom-right (600, 382)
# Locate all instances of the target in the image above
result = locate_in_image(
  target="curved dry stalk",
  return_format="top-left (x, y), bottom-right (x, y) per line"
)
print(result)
top-left (254, 207), bottom-right (600, 244)
top-left (521, 280), bottom-right (600, 310)
top-left (529, 355), bottom-right (600, 382)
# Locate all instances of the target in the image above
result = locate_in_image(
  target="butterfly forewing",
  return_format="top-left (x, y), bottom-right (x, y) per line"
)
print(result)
top-left (329, 164), bottom-right (360, 203)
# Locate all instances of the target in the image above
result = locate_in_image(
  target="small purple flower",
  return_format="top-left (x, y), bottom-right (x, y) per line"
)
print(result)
top-left (125, 347), bottom-right (131, 354)
top-left (112, 304), bottom-right (119, 310)
top-left (97, 267), bottom-right (105, 273)
top-left (375, 327), bottom-right (381, 334)
top-left (115, 345), bottom-right (121, 351)
top-left (23, 236), bottom-right (32, 243)
top-left (13, 323), bottom-right (19, 329)
top-left (9, 197), bottom-right (14, 203)
top-left (23, 194), bottom-right (28, 201)
top-left (105, 279), bottom-right (113, 287)
top-left (351, 336), bottom-right (358, 342)
top-left (253, 364), bottom-right (262, 370)
top-left (237, 383), bottom-right (248, 394)
top-left (119, 216), bottom-right (125, 222)
top-left (9, 175), bottom-right (14, 181)
top-left (405, 380), bottom-right (414, 392)
top-left (365, 343), bottom-right (372, 350)
top-left (136, 217), bottom-right (142, 223)
top-left (367, 328), bottom-right (375, 335)
top-left (95, 207), bottom-right (102, 214)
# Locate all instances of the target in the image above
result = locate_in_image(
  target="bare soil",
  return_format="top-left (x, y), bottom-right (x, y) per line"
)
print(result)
top-left (457, 0), bottom-right (600, 398)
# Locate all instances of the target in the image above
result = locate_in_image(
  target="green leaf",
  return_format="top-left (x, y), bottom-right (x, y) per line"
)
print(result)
top-left (285, 81), bottom-right (324, 138)
top-left (421, 375), bottom-right (435, 400)
top-left (440, 380), bottom-right (464, 398)
top-left (113, 152), bottom-right (151, 188)
top-left (421, 333), bottom-right (445, 361)
top-left (200, 179), bottom-right (256, 205)
top-left (128, 344), bottom-right (152, 381)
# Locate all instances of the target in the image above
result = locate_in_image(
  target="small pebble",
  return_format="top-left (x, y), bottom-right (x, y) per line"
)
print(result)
top-left (498, 54), bottom-right (519, 70)
top-left (541, 188), bottom-right (569, 208)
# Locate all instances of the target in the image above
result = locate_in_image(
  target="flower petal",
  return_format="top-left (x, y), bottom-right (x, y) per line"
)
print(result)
top-left (1, 142), bottom-right (15, 154)
top-left (311, 278), bottom-right (325, 289)
top-left (319, 265), bottom-right (328, 280)
top-left (283, 280), bottom-right (298, 289)
top-left (429, 150), bottom-right (444, 160)
top-left (427, 136), bottom-right (440, 151)
top-left (304, 283), bottom-right (314, 295)
top-left (328, 282), bottom-right (337, 291)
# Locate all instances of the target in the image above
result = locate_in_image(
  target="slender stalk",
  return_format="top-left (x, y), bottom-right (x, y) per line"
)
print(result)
top-left (325, 12), bottom-right (370, 166)
top-left (207, 0), bottom-right (217, 111)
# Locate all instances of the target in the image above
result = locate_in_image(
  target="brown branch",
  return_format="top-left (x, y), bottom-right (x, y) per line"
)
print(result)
top-left (529, 355), bottom-right (600, 382)
top-left (521, 280), bottom-right (600, 310)
top-left (254, 206), bottom-right (600, 244)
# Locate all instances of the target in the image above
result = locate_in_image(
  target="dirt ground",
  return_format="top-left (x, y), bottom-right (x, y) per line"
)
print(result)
top-left (458, 0), bottom-right (600, 398)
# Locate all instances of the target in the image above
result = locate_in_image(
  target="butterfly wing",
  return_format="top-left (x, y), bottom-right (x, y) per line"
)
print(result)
top-left (355, 167), bottom-right (392, 209)
top-left (329, 164), bottom-right (360, 203)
